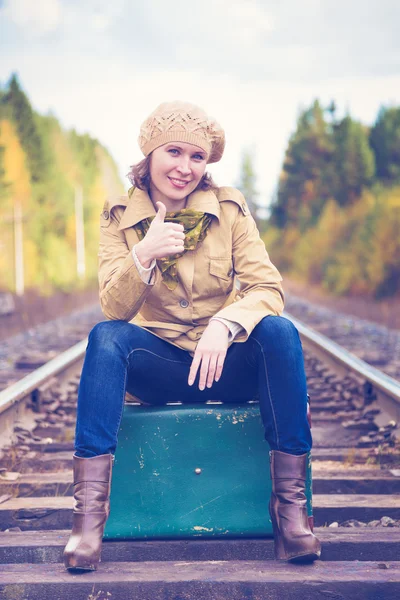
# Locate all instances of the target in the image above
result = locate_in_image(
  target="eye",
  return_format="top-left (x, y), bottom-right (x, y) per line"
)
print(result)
top-left (193, 153), bottom-right (205, 161)
top-left (168, 148), bottom-right (179, 155)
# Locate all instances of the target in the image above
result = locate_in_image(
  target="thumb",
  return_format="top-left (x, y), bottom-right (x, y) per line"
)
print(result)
top-left (155, 201), bottom-right (166, 222)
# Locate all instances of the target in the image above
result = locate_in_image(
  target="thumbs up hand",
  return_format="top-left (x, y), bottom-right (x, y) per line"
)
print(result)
top-left (135, 201), bottom-right (185, 267)
top-left (153, 201), bottom-right (167, 223)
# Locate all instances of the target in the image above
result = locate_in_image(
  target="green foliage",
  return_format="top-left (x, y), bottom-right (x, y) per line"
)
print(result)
top-left (0, 74), bottom-right (124, 294)
top-left (264, 99), bottom-right (400, 299)
top-left (333, 116), bottom-right (375, 205)
top-left (270, 100), bottom-right (335, 230)
top-left (68, 129), bottom-right (99, 190)
top-left (1, 73), bottom-right (50, 184)
top-left (369, 106), bottom-right (400, 184)
top-left (236, 149), bottom-right (260, 223)
top-left (264, 187), bottom-right (400, 299)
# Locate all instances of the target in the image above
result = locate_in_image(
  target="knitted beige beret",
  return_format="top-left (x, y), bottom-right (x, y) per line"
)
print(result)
top-left (138, 101), bottom-right (225, 164)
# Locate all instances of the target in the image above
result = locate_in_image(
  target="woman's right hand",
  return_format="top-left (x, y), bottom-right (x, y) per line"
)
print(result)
top-left (135, 202), bottom-right (185, 267)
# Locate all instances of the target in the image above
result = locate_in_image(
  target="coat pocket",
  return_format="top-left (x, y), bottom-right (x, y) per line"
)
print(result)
top-left (209, 257), bottom-right (234, 281)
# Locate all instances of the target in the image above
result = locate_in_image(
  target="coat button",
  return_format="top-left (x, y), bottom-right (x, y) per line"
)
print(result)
top-left (102, 210), bottom-right (110, 219)
top-left (228, 269), bottom-right (233, 277)
top-left (180, 299), bottom-right (189, 308)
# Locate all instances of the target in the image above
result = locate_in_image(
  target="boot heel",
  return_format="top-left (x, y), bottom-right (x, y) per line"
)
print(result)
top-left (63, 454), bottom-right (113, 572)
top-left (269, 450), bottom-right (322, 564)
top-left (270, 508), bottom-right (287, 560)
top-left (273, 528), bottom-right (287, 560)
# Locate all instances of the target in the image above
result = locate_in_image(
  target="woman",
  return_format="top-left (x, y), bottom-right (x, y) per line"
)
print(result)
top-left (63, 101), bottom-right (321, 571)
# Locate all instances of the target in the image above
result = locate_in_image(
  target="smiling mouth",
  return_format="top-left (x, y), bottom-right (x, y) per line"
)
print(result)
top-left (168, 177), bottom-right (191, 187)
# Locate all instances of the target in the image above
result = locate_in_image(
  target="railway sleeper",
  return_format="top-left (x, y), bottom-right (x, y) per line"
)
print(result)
top-left (0, 560), bottom-right (399, 600)
top-left (1, 470), bottom-right (400, 497)
top-left (0, 528), bottom-right (400, 564)
top-left (0, 494), bottom-right (399, 532)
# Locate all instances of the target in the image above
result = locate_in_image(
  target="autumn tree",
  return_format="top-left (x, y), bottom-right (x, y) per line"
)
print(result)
top-left (236, 149), bottom-right (261, 227)
top-left (332, 116), bottom-right (375, 206)
top-left (0, 74), bottom-right (124, 293)
top-left (270, 100), bottom-right (335, 230)
top-left (0, 145), bottom-right (9, 199)
top-left (264, 98), bottom-right (400, 299)
top-left (369, 106), bottom-right (400, 185)
top-left (1, 73), bottom-right (49, 184)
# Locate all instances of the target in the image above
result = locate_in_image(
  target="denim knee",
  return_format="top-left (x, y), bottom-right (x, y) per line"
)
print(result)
top-left (87, 320), bottom-right (138, 357)
top-left (251, 315), bottom-right (301, 351)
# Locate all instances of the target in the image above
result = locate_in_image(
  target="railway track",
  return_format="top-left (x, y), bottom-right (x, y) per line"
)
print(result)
top-left (0, 313), bottom-right (399, 599)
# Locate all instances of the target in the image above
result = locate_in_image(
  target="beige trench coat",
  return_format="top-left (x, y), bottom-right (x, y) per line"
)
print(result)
top-left (98, 186), bottom-right (284, 354)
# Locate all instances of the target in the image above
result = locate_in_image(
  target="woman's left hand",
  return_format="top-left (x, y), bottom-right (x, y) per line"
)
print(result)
top-left (188, 320), bottom-right (229, 390)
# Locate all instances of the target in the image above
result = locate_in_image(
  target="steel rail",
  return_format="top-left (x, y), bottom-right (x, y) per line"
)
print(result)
top-left (0, 314), bottom-right (399, 429)
top-left (0, 339), bottom-right (87, 417)
top-left (286, 312), bottom-right (400, 427)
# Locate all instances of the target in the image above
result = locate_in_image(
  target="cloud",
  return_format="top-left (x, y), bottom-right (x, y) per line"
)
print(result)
top-left (105, 0), bottom-right (400, 82)
top-left (91, 13), bottom-right (110, 32)
top-left (1, 0), bottom-right (399, 202)
top-left (2, 0), bottom-right (400, 80)
top-left (2, 0), bottom-right (62, 35)
top-left (62, 0), bottom-right (126, 33)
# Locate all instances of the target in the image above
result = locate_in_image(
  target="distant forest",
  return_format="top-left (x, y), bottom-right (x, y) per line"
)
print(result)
top-left (1, 74), bottom-right (399, 299)
top-left (0, 74), bottom-right (123, 294)
top-left (263, 100), bottom-right (400, 298)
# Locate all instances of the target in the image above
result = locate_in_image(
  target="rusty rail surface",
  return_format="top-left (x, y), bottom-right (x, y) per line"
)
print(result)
top-left (0, 314), bottom-right (399, 431)
top-left (287, 313), bottom-right (400, 427)
top-left (0, 315), bottom-right (399, 597)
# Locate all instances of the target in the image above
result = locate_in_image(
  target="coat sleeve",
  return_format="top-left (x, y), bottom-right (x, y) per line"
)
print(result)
top-left (98, 203), bottom-right (160, 321)
top-left (213, 194), bottom-right (284, 341)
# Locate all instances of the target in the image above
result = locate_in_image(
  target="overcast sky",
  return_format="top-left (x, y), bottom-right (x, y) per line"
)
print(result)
top-left (1, 0), bottom-right (399, 206)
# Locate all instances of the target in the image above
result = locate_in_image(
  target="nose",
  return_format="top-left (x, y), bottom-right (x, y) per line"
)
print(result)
top-left (176, 157), bottom-right (191, 176)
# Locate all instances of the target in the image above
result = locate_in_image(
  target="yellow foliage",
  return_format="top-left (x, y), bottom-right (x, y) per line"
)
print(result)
top-left (23, 237), bottom-right (40, 288)
top-left (0, 120), bottom-right (36, 292)
top-left (0, 226), bottom-right (14, 289)
top-left (0, 115), bottom-right (124, 294)
top-left (51, 122), bottom-right (80, 183)
top-left (262, 225), bottom-right (301, 272)
top-left (267, 186), bottom-right (400, 298)
top-left (65, 214), bottom-right (77, 248)
top-left (0, 120), bottom-right (31, 206)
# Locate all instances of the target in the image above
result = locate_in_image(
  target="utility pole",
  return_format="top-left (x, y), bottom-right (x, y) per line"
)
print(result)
top-left (2, 201), bottom-right (26, 296)
top-left (13, 199), bottom-right (24, 296)
top-left (75, 185), bottom-right (86, 280)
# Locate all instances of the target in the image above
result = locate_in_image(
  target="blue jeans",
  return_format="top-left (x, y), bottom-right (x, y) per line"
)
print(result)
top-left (75, 315), bottom-right (312, 458)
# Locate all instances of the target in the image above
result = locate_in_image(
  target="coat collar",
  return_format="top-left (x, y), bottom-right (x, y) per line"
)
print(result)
top-left (117, 186), bottom-right (220, 231)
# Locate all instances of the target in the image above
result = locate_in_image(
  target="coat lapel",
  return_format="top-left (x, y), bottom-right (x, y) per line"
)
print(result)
top-left (186, 189), bottom-right (220, 221)
top-left (118, 187), bottom-right (220, 231)
top-left (117, 187), bottom-right (156, 230)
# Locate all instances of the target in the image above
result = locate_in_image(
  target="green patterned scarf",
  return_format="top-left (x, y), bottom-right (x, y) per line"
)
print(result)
top-left (133, 208), bottom-right (213, 290)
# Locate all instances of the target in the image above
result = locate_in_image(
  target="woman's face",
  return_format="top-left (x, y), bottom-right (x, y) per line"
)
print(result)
top-left (149, 142), bottom-right (208, 204)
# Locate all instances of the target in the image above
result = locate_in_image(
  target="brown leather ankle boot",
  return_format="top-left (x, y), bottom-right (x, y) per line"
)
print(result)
top-left (269, 450), bottom-right (321, 563)
top-left (63, 453), bottom-right (113, 571)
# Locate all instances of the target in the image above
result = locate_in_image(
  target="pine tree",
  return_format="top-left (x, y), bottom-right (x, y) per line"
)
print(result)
top-left (333, 116), bottom-right (375, 206)
top-left (369, 106), bottom-right (400, 184)
top-left (326, 100), bottom-right (337, 122)
top-left (270, 100), bottom-right (335, 229)
top-left (1, 73), bottom-right (49, 184)
top-left (236, 149), bottom-right (261, 226)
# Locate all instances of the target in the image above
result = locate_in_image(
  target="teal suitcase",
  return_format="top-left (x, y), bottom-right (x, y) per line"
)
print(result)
top-left (104, 402), bottom-right (313, 540)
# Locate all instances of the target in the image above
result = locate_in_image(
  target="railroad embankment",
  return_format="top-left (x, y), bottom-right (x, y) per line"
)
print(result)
top-left (284, 277), bottom-right (400, 331)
